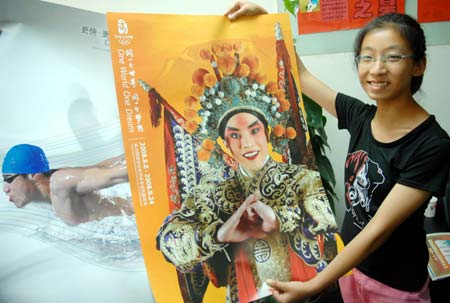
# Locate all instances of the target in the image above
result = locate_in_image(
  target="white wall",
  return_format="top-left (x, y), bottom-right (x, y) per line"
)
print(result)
top-left (0, 0), bottom-right (122, 164)
top-left (41, 0), bottom-right (278, 14)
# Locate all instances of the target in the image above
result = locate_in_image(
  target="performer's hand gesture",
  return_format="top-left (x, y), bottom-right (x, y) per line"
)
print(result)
top-left (247, 200), bottom-right (279, 233)
top-left (217, 192), bottom-right (266, 242)
top-left (217, 192), bottom-right (279, 243)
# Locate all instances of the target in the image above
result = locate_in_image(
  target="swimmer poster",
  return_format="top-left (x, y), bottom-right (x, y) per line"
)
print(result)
top-left (107, 13), bottom-right (338, 303)
top-left (296, 0), bottom-right (405, 34)
top-left (0, 1), bottom-right (153, 302)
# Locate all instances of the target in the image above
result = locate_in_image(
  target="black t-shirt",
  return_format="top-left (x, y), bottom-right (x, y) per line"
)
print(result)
top-left (336, 93), bottom-right (450, 291)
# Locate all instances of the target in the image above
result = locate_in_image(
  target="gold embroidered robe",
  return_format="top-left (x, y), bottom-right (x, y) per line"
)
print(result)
top-left (157, 159), bottom-right (337, 302)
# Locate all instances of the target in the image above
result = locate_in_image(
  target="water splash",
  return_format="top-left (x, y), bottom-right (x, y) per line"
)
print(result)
top-left (0, 184), bottom-right (145, 272)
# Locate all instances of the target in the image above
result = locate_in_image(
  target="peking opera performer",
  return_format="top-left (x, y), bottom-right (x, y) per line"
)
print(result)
top-left (140, 23), bottom-right (341, 303)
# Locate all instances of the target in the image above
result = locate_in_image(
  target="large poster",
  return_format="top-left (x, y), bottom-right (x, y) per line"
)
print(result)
top-left (107, 13), bottom-right (339, 302)
top-left (297, 0), bottom-right (405, 34)
top-left (0, 1), bottom-right (153, 302)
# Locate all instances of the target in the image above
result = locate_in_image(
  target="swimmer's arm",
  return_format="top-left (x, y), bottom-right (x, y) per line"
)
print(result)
top-left (95, 154), bottom-right (126, 168)
top-left (74, 164), bottom-right (129, 194)
top-left (52, 164), bottom-right (129, 195)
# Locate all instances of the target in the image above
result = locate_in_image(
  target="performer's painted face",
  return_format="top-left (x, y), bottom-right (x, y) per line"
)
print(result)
top-left (224, 112), bottom-right (269, 174)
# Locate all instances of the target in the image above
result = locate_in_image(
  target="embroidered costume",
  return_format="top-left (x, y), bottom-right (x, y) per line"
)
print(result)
top-left (157, 158), bottom-right (337, 302)
top-left (141, 22), bottom-right (339, 303)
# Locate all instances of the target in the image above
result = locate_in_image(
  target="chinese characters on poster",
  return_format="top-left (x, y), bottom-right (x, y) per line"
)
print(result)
top-left (297, 0), bottom-right (405, 34)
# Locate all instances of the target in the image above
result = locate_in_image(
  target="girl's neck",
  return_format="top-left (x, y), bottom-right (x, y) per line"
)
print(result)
top-left (371, 97), bottom-right (429, 143)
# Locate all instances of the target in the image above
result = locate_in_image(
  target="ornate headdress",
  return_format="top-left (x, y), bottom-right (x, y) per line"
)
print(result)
top-left (182, 41), bottom-right (297, 169)
top-left (140, 23), bottom-right (305, 171)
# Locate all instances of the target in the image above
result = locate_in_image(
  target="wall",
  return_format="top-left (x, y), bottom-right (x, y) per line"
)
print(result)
top-left (279, 0), bottom-right (450, 55)
top-left (41, 0), bottom-right (278, 14)
top-left (0, 0), bottom-right (122, 162)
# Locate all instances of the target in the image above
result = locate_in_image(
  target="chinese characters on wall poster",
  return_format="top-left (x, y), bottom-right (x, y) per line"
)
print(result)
top-left (297, 0), bottom-right (450, 34)
top-left (297, 0), bottom-right (405, 34)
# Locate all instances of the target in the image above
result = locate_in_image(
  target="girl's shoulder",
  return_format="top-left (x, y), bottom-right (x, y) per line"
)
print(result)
top-left (414, 115), bottom-right (450, 146)
top-left (336, 93), bottom-right (376, 130)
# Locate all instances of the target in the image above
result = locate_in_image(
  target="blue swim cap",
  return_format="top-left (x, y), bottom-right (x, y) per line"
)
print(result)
top-left (2, 144), bottom-right (50, 174)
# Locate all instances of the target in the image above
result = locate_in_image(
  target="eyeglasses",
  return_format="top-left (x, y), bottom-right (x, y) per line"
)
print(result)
top-left (355, 54), bottom-right (414, 67)
top-left (2, 174), bottom-right (21, 183)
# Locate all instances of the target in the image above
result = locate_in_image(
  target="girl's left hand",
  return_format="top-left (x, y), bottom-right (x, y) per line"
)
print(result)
top-left (266, 279), bottom-right (317, 303)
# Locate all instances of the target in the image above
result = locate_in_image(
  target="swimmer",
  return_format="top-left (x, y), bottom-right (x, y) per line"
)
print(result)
top-left (2, 144), bottom-right (133, 225)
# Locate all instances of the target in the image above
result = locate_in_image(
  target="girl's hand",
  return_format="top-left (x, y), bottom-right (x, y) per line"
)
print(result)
top-left (224, 1), bottom-right (268, 20)
top-left (266, 279), bottom-right (317, 303)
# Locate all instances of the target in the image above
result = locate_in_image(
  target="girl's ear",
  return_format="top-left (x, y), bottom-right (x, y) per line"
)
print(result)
top-left (413, 57), bottom-right (426, 77)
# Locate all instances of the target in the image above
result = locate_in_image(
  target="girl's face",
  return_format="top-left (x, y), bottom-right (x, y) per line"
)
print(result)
top-left (357, 27), bottom-right (425, 103)
top-left (224, 112), bottom-right (269, 174)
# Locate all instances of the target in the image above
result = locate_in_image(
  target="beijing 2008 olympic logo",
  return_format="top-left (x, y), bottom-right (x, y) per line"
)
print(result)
top-left (115, 19), bottom-right (132, 46)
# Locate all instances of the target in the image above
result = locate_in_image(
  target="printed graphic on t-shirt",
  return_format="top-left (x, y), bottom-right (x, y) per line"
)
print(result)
top-left (345, 150), bottom-right (385, 230)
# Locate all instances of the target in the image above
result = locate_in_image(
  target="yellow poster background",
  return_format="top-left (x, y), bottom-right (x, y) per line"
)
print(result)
top-left (107, 13), bottom-right (301, 302)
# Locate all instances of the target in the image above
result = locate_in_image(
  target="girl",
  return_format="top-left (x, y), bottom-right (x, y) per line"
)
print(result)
top-left (226, 1), bottom-right (450, 302)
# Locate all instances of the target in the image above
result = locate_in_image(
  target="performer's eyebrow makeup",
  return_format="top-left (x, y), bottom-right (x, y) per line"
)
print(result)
top-left (247, 120), bottom-right (260, 129)
top-left (226, 119), bottom-right (259, 131)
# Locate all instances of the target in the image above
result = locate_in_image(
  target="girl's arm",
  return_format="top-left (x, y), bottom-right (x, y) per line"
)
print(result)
top-left (295, 53), bottom-right (338, 118)
top-left (268, 183), bottom-right (431, 303)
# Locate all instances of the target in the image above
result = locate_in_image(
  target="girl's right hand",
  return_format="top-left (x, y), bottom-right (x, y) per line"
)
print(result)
top-left (225, 1), bottom-right (268, 20)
